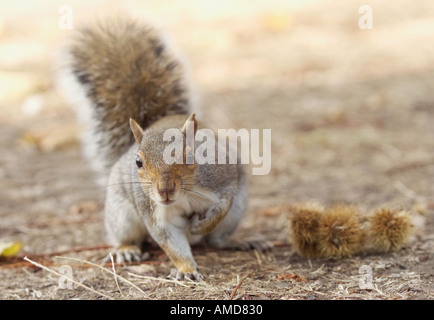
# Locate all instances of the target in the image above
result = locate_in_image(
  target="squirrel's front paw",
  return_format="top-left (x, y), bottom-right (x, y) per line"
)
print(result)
top-left (189, 213), bottom-right (205, 235)
top-left (189, 211), bottom-right (215, 235)
top-left (102, 245), bottom-right (149, 264)
top-left (167, 268), bottom-right (203, 282)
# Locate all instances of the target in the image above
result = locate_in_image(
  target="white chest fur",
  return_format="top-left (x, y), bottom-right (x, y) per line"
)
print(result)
top-left (152, 186), bottom-right (219, 243)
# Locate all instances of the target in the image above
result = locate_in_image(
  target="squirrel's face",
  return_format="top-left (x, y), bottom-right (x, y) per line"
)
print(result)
top-left (135, 149), bottom-right (195, 206)
top-left (130, 114), bottom-right (197, 207)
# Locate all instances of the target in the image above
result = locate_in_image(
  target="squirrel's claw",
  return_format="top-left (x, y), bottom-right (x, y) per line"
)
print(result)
top-left (167, 268), bottom-right (203, 282)
top-left (101, 245), bottom-right (149, 265)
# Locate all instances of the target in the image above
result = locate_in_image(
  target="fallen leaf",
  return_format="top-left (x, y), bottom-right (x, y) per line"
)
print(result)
top-left (0, 242), bottom-right (22, 258)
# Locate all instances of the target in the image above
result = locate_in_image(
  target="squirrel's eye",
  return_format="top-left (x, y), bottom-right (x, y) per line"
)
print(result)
top-left (136, 155), bottom-right (143, 168)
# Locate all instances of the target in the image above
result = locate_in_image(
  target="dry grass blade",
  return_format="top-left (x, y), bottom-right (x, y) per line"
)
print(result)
top-left (23, 256), bottom-right (113, 300)
top-left (127, 272), bottom-right (196, 288)
top-left (54, 255), bottom-right (148, 297)
top-left (109, 253), bottom-right (123, 296)
top-left (230, 274), bottom-right (251, 300)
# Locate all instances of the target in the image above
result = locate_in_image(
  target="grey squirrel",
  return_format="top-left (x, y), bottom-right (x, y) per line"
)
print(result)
top-left (57, 17), bottom-right (271, 281)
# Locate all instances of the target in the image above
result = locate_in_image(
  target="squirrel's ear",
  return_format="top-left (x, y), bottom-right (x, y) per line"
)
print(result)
top-left (182, 113), bottom-right (197, 137)
top-left (130, 118), bottom-right (144, 145)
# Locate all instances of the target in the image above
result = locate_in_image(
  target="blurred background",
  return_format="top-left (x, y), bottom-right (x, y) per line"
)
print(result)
top-left (0, 0), bottom-right (433, 253)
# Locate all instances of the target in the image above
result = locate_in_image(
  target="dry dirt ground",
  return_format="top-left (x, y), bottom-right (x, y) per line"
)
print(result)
top-left (0, 0), bottom-right (433, 300)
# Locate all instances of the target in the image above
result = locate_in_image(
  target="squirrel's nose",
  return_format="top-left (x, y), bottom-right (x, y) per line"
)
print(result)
top-left (157, 183), bottom-right (176, 198)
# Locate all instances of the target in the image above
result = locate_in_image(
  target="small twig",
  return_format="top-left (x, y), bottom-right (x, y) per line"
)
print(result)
top-left (373, 284), bottom-right (386, 296)
top-left (294, 283), bottom-right (328, 296)
top-left (310, 264), bottom-right (325, 275)
top-left (23, 256), bottom-right (113, 300)
top-left (230, 273), bottom-right (251, 300)
top-left (109, 253), bottom-right (123, 296)
top-left (127, 272), bottom-right (192, 288)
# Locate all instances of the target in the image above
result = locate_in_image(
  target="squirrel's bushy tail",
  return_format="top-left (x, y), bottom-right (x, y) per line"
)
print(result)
top-left (57, 17), bottom-right (195, 184)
